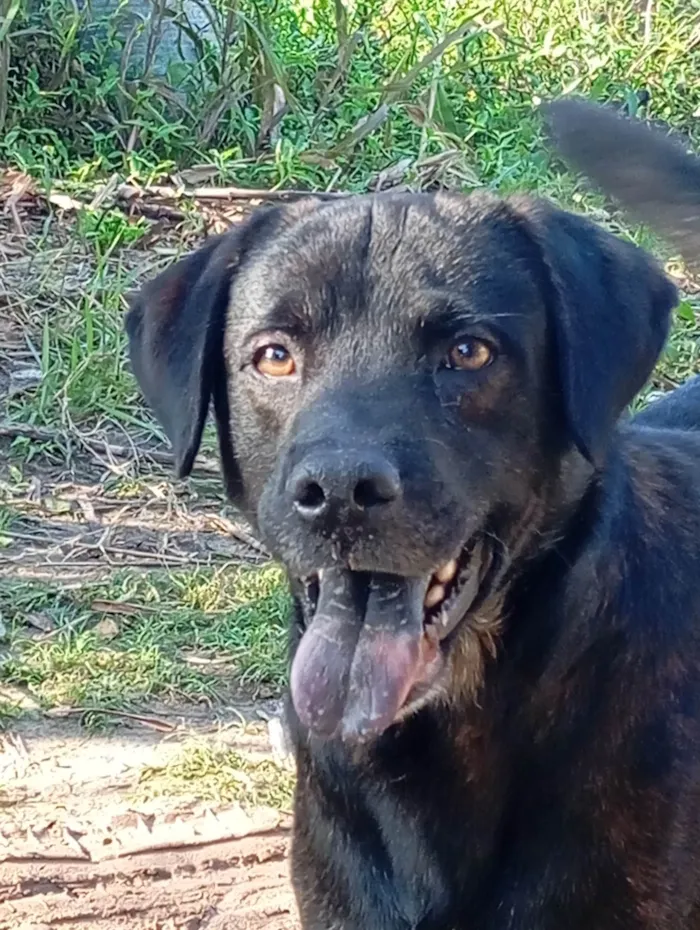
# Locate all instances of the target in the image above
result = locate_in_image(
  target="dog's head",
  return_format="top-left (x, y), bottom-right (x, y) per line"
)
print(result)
top-left (126, 191), bottom-right (676, 742)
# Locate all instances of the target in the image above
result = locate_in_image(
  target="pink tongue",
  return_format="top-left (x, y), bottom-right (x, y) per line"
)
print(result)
top-left (290, 570), bottom-right (430, 741)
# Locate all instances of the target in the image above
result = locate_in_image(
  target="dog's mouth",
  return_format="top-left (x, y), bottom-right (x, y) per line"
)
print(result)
top-left (290, 537), bottom-right (492, 742)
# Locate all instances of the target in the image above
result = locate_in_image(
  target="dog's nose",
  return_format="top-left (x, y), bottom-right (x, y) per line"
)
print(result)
top-left (289, 454), bottom-right (402, 521)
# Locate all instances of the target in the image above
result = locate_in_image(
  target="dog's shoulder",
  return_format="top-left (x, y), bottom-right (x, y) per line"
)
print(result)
top-left (521, 423), bottom-right (700, 725)
top-left (575, 425), bottom-right (700, 647)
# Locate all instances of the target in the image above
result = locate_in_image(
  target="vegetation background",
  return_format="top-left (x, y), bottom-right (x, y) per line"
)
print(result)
top-left (3, 0), bottom-right (700, 191)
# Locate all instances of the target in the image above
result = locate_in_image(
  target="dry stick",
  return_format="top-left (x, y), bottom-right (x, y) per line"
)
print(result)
top-left (116, 183), bottom-right (348, 203)
top-left (8, 200), bottom-right (24, 235)
top-left (123, 201), bottom-right (187, 222)
top-left (3, 525), bottom-right (265, 566)
top-left (45, 706), bottom-right (176, 731)
top-left (0, 560), bottom-right (248, 579)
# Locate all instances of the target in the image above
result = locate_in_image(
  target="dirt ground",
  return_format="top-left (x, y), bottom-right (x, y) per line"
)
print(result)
top-left (0, 711), bottom-right (300, 929)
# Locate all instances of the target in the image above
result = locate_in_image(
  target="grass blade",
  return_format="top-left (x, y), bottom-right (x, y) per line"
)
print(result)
top-left (383, 12), bottom-right (493, 103)
top-left (327, 102), bottom-right (390, 157)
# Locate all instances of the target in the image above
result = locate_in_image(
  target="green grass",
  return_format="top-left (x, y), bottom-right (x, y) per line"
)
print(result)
top-left (0, 699), bottom-right (23, 730)
top-left (2, 0), bottom-right (700, 190)
top-left (0, 564), bottom-right (290, 713)
top-left (138, 741), bottom-right (296, 809)
top-left (0, 218), bottom-right (164, 436)
top-left (2, 0), bottom-right (699, 442)
top-left (658, 301), bottom-right (700, 383)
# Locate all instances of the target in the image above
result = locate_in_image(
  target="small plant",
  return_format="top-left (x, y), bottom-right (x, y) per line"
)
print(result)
top-left (75, 208), bottom-right (148, 253)
top-left (139, 741), bottom-right (296, 809)
top-left (0, 699), bottom-right (22, 730)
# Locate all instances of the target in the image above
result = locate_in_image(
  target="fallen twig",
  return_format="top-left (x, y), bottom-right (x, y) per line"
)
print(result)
top-left (123, 200), bottom-right (187, 222)
top-left (45, 705), bottom-right (177, 732)
top-left (117, 183), bottom-right (347, 203)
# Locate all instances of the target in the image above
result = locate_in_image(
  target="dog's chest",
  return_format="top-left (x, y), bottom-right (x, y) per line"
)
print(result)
top-left (296, 713), bottom-right (504, 929)
top-left (365, 792), bottom-right (454, 928)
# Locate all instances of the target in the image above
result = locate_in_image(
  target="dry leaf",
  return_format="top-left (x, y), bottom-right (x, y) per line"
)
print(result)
top-left (8, 366), bottom-right (42, 397)
top-left (26, 476), bottom-right (42, 502)
top-left (42, 496), bottom-right (72, 514)
top-left (77, 497), bottom-right (96, 522)
top-left (176, 164), bottom-right (220, 185)
top-left (299, 152), bottom-right (338, 170)
top-left (48, 192), bottom-right (85, 212)
top-left (88, 173), bottom-right (120, 210)
top-left (369, 157), bottom-right (413, 191)
top-left (1, 170), bottom-right (35, 208)
top-left (328, 103), bottom-right (390, 157)
top-left (95, 617), bottom-right (120, 640)
top-left (259, 82), bottom-right (287, 147)
top-left (404, 104), bottom-right (428, 127)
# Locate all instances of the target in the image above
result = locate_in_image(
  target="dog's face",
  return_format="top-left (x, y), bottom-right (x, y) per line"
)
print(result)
top-left (126, 191), bottom-right (676, 742)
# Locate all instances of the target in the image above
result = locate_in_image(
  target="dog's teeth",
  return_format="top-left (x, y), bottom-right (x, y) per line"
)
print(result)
top-left (424, 584), bottom-right (445, 609)
top-left (435, 559), bottom-right (458, 583)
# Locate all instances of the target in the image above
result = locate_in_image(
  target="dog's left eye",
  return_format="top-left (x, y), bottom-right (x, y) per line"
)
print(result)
top-left (445, 338), bottom-right (493, 371)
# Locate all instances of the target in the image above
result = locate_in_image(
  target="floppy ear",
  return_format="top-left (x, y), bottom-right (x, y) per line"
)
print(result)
top-left (125, 207), bottom-right (286, 500)
top-left (513, 198), bottom-right (678, 465)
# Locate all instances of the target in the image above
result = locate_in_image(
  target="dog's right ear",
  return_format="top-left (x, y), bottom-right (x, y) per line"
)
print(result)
top-left (125, 208), bottom-right (288, 500)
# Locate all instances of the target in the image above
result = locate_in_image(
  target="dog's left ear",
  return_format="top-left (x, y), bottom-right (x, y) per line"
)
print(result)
top-left (513, 199), bottom-right (678, 465)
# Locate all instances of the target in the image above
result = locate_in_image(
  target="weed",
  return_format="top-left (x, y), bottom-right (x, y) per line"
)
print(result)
top-left (138, 740), bottom-right (296, 809)
top-left (0, 564), bottom-right (290, 712)
top-left (75, 208), bottom-right (149, 253)
top-left (2, 1), bottom-right (699, 192)
top-left (0, 700), bottom-right (22, 730)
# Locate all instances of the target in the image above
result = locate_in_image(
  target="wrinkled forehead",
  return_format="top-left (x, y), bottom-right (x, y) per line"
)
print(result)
top-left (233, 193), bottom-right (549, 344)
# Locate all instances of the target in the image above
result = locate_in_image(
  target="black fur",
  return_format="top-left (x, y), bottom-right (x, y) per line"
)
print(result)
top-left (125, 123), bottom-right (700, 927)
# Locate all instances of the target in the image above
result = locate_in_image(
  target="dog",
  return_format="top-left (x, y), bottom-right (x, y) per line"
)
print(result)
top-left (126, 103), bottom-right (700, 928)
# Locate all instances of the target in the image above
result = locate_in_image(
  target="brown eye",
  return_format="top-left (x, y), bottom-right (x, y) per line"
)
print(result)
top-left (254, 344), bottom-right (296, 378)
top-left (446, 338), bottom-right (493, 371)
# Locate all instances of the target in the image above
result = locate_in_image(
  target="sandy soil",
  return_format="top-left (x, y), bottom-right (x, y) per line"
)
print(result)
top-left (0, 715), bottom-right (300, 929)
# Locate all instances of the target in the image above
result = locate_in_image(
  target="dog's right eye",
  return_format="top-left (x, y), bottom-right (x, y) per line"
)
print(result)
top-left (253, 344), bottom-right (297, 378)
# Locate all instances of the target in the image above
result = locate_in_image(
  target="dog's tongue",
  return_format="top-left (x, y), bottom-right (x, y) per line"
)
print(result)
top-left (290, 569), bottom-right (434, 741)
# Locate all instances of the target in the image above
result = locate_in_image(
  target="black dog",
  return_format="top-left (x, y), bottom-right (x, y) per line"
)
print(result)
top-left (126, 105), bottom-right (700, 928)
